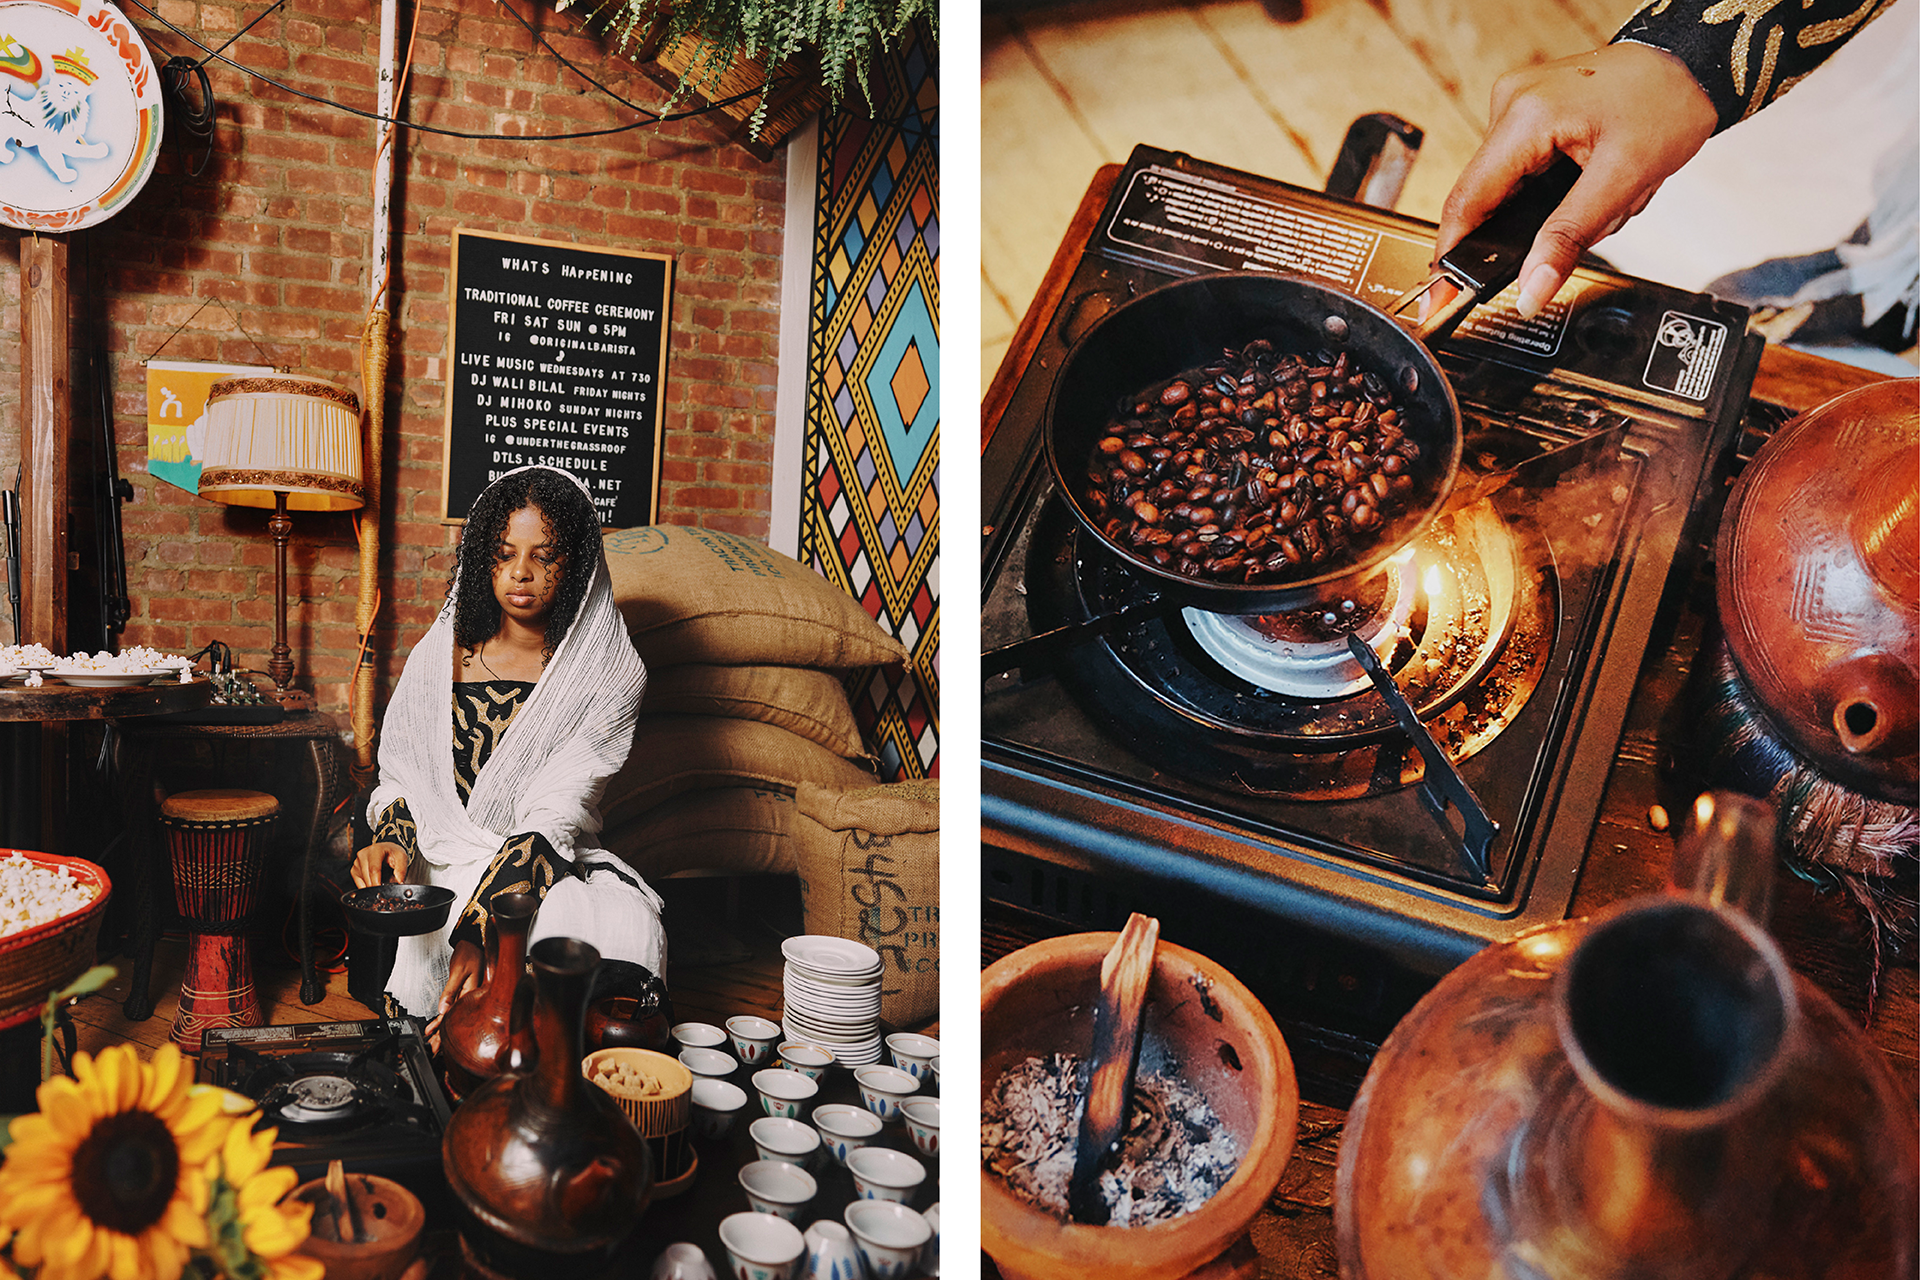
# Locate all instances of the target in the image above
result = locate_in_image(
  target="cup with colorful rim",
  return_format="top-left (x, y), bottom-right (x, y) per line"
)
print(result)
top-left (799, 1220), bottom-right (864, 1280)
top-left (718, 1211), bottom-right (806, 1280)
top-left (727, 1015), bottom-right (784, 1066)
top-left (845, 1146), bottom-right (927, 1205)
top-left (777, 1041), bottom-right (836, 1079)
top-left (899, 1097), bottom-right (939, 1158)
top-left (843, 1200), bottom-right (932, 1280)
top-left (689, 1078), bottom-right (750, 1140)
top-left (883, 1033), bottom-right (939, 1083)
top-left (749, 1116), bottom-right (821, 1167)
top-left (851, 1065), bottom-right (918, 1122)
top-left (738, 1159), bottom-right (819, 1223)
top-left (680, 1046), bottom-right (739, 1080)
top-left (751, 1067), bottom-right (820, 1120)
top-left (811, 1102), bottom-right (884, 1166)
top-left (651, 1242), bottom-right (719, 1280)
top-left (672, 1021), bottom-right (728, 1051)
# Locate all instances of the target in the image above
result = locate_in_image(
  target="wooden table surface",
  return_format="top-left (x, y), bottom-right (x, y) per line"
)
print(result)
top-left (0, 673), bottom-right (212, 721)
top-left (982, 164), bottom-right (1917, 1279)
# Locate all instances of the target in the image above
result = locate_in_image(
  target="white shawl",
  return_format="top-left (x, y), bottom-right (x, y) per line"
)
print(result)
top-left (370, 466), bottom-right (660, 1016)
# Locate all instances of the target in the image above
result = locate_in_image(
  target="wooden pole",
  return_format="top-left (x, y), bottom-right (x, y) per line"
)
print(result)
top-left (20, 233), bottom-right (71, 853)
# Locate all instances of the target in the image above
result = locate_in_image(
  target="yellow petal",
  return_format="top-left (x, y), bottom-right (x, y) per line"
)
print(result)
top-left (161, 1186), bottom-right (208, 1249)
top-left (33, 1076), bottom-right (96, 1143)
top-left (169, 1091), bottom-right (230, 1166)
top-left (44, 1207), bottom-right (101, 1272)
top-left (270, 1256), bottom-right (326, 1280)
top-left (144, 1229), bottom-right (186, 1280)
top-left (236, 1165), bottom-right (300, 1212)
top-left (244, 1211), bottom-right (309, 1259)
top-left (0, 1177), bottom-right (77, 1220)
top-left (105, 1231), bottom-right (147, 1280)
top-left (221, 1119), bottom-right (273, 1186)
top-left (139, 1044), bottom-right (184, 1115)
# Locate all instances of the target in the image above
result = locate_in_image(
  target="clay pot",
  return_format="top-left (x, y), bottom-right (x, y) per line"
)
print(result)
top-left (292, 1173), bottom-right (425, 1280)
top-left (584, 982), bottom-right (672, 1053)
top-left (1334, 795), bottom-right (1919, 1280)
top-left (443, 936), bottom-right (653, 1262)
top-left (980, 933), bottom-right (1298, 1280)
top-left (439, 892), bottom-right (539, 1096)
top-left (1716, 377), bottom-right (1918, 802)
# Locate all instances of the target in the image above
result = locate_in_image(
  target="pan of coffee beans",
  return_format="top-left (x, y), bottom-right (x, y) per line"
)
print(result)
top-left (1045, 270), bottom-right (1467, 614)
top-left (341, 883), bottom-right (455, 936)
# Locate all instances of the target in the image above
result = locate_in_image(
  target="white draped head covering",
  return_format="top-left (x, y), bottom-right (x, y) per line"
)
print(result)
top-left (370, 465), bottom-right (661, 1016)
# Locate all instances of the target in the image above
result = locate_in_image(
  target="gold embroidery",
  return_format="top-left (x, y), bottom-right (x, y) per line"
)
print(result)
top-left (1800, 0), bottom-right (1890, 46)
top-left (1701, 0), bottom-right (1793, 95)
top-left (1742, 23), bottom-right (1784, 119)
top-left (373, 798), bottom-right (419, 864)
top-left (451, 680), bottom-right (534, 802)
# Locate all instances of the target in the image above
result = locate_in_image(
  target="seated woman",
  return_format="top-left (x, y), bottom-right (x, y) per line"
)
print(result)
top-left (350, 464), bottom-right (665, 1023)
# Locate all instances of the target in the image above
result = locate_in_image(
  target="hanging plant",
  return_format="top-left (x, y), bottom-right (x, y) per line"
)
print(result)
top-left (561, 0), bottom-right (936, 143)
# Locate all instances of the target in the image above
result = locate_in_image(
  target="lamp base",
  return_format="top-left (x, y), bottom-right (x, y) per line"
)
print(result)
top-left (271, 687), bottom-right (316, 713)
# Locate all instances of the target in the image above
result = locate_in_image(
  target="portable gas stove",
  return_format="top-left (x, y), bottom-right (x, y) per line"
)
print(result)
top-left (983, 146), bottom-right (1765, 1096)
top-left (199, 1018), bottom-right (453, 1210)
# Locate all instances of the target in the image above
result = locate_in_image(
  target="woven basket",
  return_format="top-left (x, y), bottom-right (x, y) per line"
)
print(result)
top-left (0, 850), bottom-right (112, 1032)
top-left (583, 1047), bottom-right (698, 1198)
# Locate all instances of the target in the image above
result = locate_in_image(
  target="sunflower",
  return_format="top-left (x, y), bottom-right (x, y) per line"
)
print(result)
top-left (0, 1041), bottom-right (230, 1280)
top-left (201, 1121), bottom-right (322, 1280)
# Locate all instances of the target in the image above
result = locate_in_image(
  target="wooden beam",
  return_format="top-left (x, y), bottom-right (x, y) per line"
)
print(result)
top-left (20, 233), bottom-right (71, 855)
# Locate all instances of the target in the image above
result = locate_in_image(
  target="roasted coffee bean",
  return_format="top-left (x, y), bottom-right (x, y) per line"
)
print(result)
top-left (1159, 382), bottom-right (1192, 407)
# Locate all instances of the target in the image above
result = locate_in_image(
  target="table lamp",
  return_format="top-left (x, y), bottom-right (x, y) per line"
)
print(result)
top-left (197, 374), bottom-right (364, 711)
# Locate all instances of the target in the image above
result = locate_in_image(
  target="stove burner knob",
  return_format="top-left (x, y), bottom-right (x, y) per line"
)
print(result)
top-left (1572, 302), bottom-right (1638, 361)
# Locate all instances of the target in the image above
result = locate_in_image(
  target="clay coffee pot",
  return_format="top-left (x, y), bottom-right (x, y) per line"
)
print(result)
top-left (438, 891), bottom-right (539, 1098)
top-left (1334, 791), bottom-right (1918, 1280)
top-left (1715, 377), bottom-right (1918, 804)
top-left (443, 936), bottom-right (653, 1269)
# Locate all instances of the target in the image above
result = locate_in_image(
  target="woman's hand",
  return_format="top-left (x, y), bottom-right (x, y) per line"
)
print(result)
top-left (350, 841), bottom-right (410, 890)
top-left (1436, 42), bottom-right (1718, 318)
top-left (425, 939), bottom-right (485, 1051)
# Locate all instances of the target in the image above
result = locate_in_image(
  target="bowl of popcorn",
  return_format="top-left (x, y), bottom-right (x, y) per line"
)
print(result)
top-left (0, 643), bottom-right (60, 684)
top-left (48, 647), bottom-right (195, 688)
top-left (584, 1047), bottom-right (697, 1198)
top-left (0, 850), bottom-right (112, 1030)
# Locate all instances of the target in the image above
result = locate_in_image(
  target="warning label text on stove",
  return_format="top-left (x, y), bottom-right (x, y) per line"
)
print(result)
top-left (1107, 166), bottom-right (1378, 286)
top-left (1643, 311), bottom-right (1726, 401)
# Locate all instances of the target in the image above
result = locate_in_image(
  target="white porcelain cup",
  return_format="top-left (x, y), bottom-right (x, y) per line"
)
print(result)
top-left (728, 1015), bottom-right (784, 1066)
top-left (690, 1077), bottom-right (750, 1139)
top-left (672, 1021), bottom-right (728, 1051)
top-left (800, 1220), bottom-right (866, 1280)
top-left (652, 1242), bottom-right (719, 1280)
top-left (845, 1146), bottom-right (927, 1205)
top-left (883, 1032), bottom-right (939, 1083)
top-left (843, 1200), bottom-right (931, 1280)
top-left (749, 1116), bottom-right (821, 1167)
top-left (899, 1097), bottom-right (939, 1157)
top-left (920, 1204), bottom-right (939, 1279)
top-left (777, 1041), bottom-right (835, 1079)
top-left (719, 1211), bottom-right (806, 1280)
top-left (752, 1067), bottom-right (820, 1119)
top-left (851, 1065), bottom-right (917, 1121)
top-left (738, 1159), bottom-right (818, 1223)
top-left (812, 1103), bottom-right (884, 1166)
top-left (681, 1046), bottom-right (740, 1080)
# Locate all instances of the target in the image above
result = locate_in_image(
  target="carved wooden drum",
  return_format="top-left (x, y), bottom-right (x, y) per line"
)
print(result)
top-left (159, 788), bottom-right (278, 1050)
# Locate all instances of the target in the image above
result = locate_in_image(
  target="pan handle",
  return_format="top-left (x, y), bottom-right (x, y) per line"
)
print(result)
top-left (1389, 153), bottom-right (1584, 344)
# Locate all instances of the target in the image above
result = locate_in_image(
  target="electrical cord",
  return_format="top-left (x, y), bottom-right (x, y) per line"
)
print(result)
top-left (159, 55), bottom-right (216, 176)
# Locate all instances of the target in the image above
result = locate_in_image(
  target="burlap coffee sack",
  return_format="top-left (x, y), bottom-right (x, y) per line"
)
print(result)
top-left (792, 779), bottom-right (939, 1030)
top-left (643, 664), bottom-right (870, 761)
top-left (600, 715), bottom-right (878, 831)
top-left (604, 525), bottom-right (907, 669)
top-left (602, 785), bottom-right (797, 879)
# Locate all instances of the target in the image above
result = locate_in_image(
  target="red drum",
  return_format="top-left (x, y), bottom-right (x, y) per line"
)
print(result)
top-left (159, 789), bottom-right (279, 1051)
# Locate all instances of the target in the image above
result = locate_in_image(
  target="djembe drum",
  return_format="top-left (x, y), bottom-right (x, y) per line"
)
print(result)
top-left (159, 789), bottom-right (279, 1051)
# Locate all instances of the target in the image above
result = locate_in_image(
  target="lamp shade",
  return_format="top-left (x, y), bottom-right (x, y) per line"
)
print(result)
top-left (197, 375), bottom-right (365, 511)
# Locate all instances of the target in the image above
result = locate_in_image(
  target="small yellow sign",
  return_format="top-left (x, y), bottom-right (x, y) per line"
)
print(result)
top-left (145, 360), bottom-right (272, 494)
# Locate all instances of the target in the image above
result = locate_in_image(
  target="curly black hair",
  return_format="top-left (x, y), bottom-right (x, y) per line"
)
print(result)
top-left (451, 468), bottom-right (602, 659)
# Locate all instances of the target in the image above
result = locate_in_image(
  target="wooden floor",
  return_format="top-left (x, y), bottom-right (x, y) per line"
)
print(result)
top-left (982, 0), bottom-right (1638, 394)
top-left (71, 876), bottom-right (792, 1064)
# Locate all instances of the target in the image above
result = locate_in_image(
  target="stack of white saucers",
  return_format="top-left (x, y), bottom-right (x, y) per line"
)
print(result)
top-left (780, 935), bottom-right (883, 1066)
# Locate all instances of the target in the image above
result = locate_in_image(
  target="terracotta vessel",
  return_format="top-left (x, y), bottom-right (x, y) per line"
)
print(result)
top-left (439, 891), bottom-right (538, 1096)
top-left (292, 1172), bottom-right (425, 1280)
top-left (980, 933), bottom-right (1298, 1280)
top-left (1334, 793), bottom-right (1918, 1280)
top-left (1716, 377), bottom-right (1918, 803)
top-left (443, 936), bottom-right (653, 1264)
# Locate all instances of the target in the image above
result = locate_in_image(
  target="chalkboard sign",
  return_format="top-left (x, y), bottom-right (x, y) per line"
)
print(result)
top-left (441, 228), bottom-right (673, 526)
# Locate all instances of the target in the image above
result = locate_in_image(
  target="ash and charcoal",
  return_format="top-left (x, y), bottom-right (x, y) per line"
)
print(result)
top-left (982, 1050), bottom-right (1242, 1226)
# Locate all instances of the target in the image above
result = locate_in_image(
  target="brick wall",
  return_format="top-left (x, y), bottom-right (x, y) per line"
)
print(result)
top-left (0, 0), bottom-right (786, 721)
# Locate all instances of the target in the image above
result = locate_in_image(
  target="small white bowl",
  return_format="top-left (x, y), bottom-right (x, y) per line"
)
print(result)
top-left (811, 1102), bottom-right (884, 1166)
top-left (719, 1211), bottom-right (805, 1280)
top-left (738, 1159), bottom-right (818, 1222)
top-left (749, 1116), bottom-right (821, 1167)
top-left (680, 1046), bottom-right (739, 1080)
top-left (900, 1097), bottom-right (939, 1157)
top-left (777, 1041), bottom-right (835, 1079)
top-left (728, 1015), bottom-right (784, 1066)
top-left (846, 1146), bottom-right (927, 1204)
top-left (751, 1067), bottom-right (820, 1119)
top-left (844, 1200), bottom-right (931, 1280)
top-left (884, 1032), bottom-right (940, 1083)
top-left (672, 1021), bottom-right (728, 1051)
top-left (851, 1065), bottom-right (918, 1121)
top-left (651, 1242), bottom-right (718, 1280)
top-left (928, 1055), bottom-right (939, 1095)
top-left (689, 1078), bottom-right (749, 1139)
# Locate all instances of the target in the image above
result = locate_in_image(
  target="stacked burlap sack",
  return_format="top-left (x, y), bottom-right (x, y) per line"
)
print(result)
top-left (596, 525), bottom-right (940, 1028)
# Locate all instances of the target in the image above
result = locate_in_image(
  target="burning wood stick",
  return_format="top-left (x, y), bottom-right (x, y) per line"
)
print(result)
top-left (324, 1158), bottom-right (365, 1244)
top-left (1068, 912), bottom-right (1160, 1224)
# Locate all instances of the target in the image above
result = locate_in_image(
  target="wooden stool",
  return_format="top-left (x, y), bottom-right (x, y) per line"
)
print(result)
top-left (159, 789), bottom-right (279, 1051)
